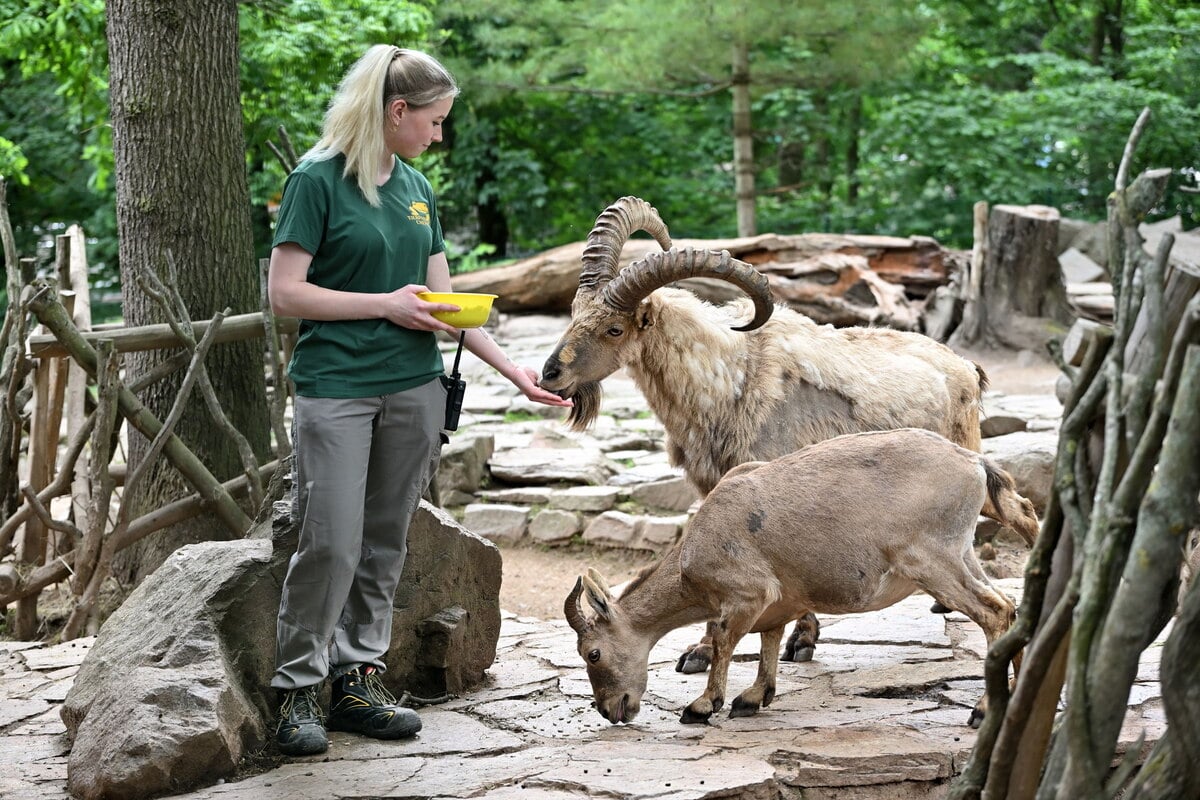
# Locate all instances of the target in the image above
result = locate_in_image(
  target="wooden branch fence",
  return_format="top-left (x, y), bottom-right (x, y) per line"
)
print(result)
top-left (0, 207), bottom-right (297, 641)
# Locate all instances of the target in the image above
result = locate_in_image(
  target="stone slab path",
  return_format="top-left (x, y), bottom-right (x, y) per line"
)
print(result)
top-left (2, 582), bottom-right (1166, 799)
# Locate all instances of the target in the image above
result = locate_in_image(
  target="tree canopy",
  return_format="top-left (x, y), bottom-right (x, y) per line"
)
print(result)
top-left (1, 0), bottom-right (1196, 291)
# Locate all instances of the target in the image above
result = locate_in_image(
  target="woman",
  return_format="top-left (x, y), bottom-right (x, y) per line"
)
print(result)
top-left (267, 45), bottom-right (571, 756)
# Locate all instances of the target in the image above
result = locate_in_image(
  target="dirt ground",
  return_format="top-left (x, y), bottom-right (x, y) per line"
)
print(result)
top-left (497, 345), bottom-right (1062, 621)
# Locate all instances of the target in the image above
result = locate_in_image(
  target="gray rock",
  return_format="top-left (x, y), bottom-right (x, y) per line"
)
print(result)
top-left (547, 485), bottom-right (621, 512)
top-left (1066, 219), bottom-right (1109, 268)
top-left (637, 514), bottom-right (688, 548)
top-left (629, 476), bottom-right (699, 512)
top-left (980, 414), bottom-right (1026, 437)
top-left (463, 503), bottom-right (530, 545)
top-left (1059, 246), bottom-right (1107, 284)
top-left (606, 462), bottom-right (686, 487)
top-left (61, 502), bottom-right (502, 800)
top-left (582, 510), bottom-right (640, 548)
top-left (60, 540), bottom-right (275, 800)
top-left (386, 504), bottom-right (504, 697)
top-left (528, 509), bottom-right (583, 544)
top-left (488, 448), bottom-right (616, 486)
top-left (478, 486), bottom-right (553, 505)
top-left (437, 434), bottom-right (495, 494)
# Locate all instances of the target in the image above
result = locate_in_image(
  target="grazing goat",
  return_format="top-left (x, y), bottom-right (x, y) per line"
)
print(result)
top-left (541, 196), bottom-right (1014, 671)
top-left (564, 428), bottom-right (1039, 727)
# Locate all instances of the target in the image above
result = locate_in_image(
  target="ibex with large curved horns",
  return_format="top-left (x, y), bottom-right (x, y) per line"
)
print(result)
top-left (541, 196), bottom-right (1029, 672)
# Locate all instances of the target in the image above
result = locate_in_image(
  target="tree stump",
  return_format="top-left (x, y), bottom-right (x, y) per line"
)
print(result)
top-left (953, 204), bottom-right (1074, 351)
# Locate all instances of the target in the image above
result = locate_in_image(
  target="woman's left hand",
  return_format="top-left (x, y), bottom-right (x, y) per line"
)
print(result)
top-left (513, 366), bottom-right (574, 407)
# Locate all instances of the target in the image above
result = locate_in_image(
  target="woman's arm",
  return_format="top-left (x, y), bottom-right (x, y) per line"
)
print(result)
top-left (268, 242), bottom-right (460, 333)
top-left (425, 252), bottom-right (572, 408)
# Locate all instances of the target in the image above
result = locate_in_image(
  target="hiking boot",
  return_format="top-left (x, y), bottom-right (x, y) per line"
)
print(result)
top-left (275, 685), bottom-right (328, 756)
top-left (327, 666), bottom-right (422, 739)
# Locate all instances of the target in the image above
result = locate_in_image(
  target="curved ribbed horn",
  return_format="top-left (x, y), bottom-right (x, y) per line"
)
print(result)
top-left (564, 577), bottom-right (587, 634)
top-left (577, 197), bottom-right (672, 297)
top-left (599, 247), bottom-right (775, 332)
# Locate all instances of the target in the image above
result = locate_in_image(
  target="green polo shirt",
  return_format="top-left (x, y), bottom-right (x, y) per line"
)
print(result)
top-left (272, 154), bottom-right (445, 398)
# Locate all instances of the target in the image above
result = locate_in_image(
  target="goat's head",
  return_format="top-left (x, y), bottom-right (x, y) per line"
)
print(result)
top-left (564, 569), bottom-right (651, 724)
top-left (540, 196), bottom-right (775, 430)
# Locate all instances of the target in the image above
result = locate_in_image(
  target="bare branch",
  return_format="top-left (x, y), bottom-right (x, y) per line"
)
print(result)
top-left (135, 253), bottom-right (264, 509)
top-left (0, 460), bottom-right (281, 606)
top-left (0, 411), bottom-right (97, 557)
top-left (120, 307), bottom-right (230, 518)
top-left (20, 484), bottom-right (82, 540)
top-left (26, 282), bottom-right (252, 536)
top-left (69, 340), bottom-right (120, 595)
top-left (1115, 107), bottom-right (1151, 191)
top-left (260, 257), bottom-right (292, 458)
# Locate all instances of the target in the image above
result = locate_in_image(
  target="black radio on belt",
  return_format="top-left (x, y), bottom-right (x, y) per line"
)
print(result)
top-left (441, 331), bottom-right (467, 432)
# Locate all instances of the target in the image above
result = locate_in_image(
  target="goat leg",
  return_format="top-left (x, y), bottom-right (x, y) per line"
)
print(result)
top-left (919, 555), bottom-right (1019, 728)
top-left (781, 612), bottom-right (821, 661)
top-left (675, 623), bottom-right (716, 674)
top-left (731, 624), bottom-right (786, 717)
top-left (681, 607), bottom-right (760, 724)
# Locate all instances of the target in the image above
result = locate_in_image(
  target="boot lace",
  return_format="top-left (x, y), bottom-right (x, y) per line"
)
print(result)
top-left (278, 685), bottom-right (324, 730)
top-left (360, 668), bottom-right (400, 707)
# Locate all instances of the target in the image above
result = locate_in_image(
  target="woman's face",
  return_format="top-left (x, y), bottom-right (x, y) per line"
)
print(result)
top-left (386, 96), bottom-right (454, 160)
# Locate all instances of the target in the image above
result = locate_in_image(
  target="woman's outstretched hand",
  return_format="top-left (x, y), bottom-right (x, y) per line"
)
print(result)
top-left (512, 366), bottom-right (573, 407)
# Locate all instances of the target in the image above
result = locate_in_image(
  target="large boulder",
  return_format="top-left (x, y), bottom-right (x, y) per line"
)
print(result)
top-left (60, 501), bottom-right (501, 799)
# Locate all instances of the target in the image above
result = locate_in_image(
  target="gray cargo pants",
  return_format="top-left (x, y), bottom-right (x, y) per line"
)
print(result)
top-left (272, 378), bottom-right (445, 690)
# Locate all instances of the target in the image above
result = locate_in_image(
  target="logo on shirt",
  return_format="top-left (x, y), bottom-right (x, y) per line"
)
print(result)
top-left (407, 201), bottom-right (431, 226)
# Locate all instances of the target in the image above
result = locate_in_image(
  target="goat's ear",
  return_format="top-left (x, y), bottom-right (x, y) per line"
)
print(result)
top-left (636, 297), bottom-right (657, 329)
top-left (581, 574), bottom-right (613, 621)
top-left (585, 567), bottom-right (614, 598)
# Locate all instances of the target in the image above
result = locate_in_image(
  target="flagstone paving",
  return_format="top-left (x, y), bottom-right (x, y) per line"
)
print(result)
top-left (1, 581), bottom-right (1167, 800)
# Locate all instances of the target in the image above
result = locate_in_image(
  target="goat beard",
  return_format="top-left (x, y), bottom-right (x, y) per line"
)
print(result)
top-left (566, 382), bottom-right (604, 431)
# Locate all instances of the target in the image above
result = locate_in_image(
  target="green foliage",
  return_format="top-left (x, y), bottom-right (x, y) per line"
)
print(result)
top-left (437, 89), bottom-right (739, 254)
top-left (1, 0), bottom-right (1196, 298)
top-left (445, 241), bottom-right (500, 275)
top-left (0, 138), bottom-right (29, 186)
top-left (237, 0), bottom-right (436, 203)
top-left (747, 2), bottom-right (1200, 245)
top-left (0, 0), bottom-right (111, 185)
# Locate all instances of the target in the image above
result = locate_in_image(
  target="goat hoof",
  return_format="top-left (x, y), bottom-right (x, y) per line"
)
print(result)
top-left (680, 705), bottom-right (713, 725)
top-left (675, 652), bottom-right (711, 674)
top-left (762, 686), bottom-right (776, 707)
top-left (783, 645), bottom-right (815, 663)
top-left (729, 697), bottom-right (761, 718)
top-left (968, 707), bottom-right (985, 729)
top-left (930, 600), bottom-right (952, 614)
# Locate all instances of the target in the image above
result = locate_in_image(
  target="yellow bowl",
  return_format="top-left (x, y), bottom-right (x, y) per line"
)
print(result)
top-left (417, 292), bottom-right (499, 329)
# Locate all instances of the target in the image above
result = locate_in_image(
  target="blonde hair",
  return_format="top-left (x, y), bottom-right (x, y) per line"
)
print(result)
top-left (304, 45), bottom-right (460, 206)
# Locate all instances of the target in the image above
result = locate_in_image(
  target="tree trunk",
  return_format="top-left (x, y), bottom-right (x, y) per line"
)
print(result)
top-left (846, 91), bottom-right (861, 204)
top-left (730, 40), bottom-right (756, 238)
top-left (960, 204), bottom-right (1074, 351)
top-left (476, 159), bottom-right (509, 259)
top-left (813, 91), bottom-right (833, 200)
top-left (105, 0), bottom-right (269, 584)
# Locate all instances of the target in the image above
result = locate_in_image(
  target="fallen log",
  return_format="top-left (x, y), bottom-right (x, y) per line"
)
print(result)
top-left (452, 232), bottom-right (955, 325)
